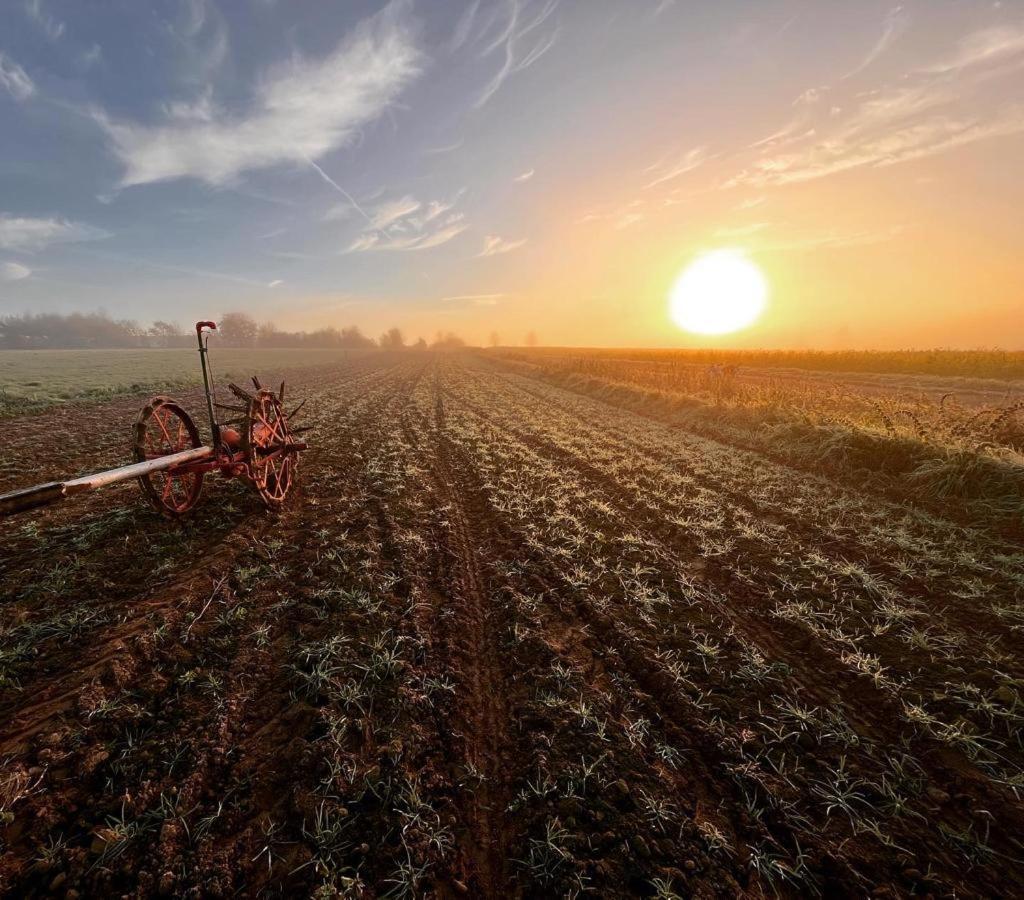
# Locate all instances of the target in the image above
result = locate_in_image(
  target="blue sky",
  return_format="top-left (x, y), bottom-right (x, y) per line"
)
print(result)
top-left (1, 0), bottom-right (1023, 346)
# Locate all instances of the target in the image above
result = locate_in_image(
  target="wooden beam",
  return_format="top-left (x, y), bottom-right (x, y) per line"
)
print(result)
top-left (64, 446), bottom-right (214, 493)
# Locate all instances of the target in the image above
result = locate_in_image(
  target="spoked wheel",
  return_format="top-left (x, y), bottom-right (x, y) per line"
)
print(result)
top-left (133, 397), bottom-right (204, 517)
top-left (243, 389), bottom-right (296, 509)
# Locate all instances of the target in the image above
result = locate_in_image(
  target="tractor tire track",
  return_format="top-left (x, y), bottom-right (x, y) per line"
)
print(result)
top-left (423, 371), bottom-right (516, 899)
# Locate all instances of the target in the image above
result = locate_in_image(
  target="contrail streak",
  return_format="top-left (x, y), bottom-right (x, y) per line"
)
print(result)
top-left (304, 156), bottom-right (373, 225)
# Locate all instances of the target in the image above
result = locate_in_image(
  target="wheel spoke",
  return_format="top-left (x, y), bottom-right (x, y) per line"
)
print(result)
top-left (153, 407), bottom-right (174, 448)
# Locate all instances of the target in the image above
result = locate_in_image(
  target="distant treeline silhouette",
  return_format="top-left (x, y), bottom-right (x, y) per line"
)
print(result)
top-left (0, 311), bottom-right (466, 351)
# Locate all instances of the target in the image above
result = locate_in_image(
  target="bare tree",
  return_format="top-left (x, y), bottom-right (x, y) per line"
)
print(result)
top-left (524, 330), bottom-right (538, 347)
top-left (488, 330), bottom-right (501, 347)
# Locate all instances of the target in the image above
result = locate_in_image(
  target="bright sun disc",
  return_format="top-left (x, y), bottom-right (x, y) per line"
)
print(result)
top-left (670, 250), bottom-right (768, 335)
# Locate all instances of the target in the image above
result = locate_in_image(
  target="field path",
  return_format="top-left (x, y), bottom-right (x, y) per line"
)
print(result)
top-left (423, 370), bottom-right (516, 896)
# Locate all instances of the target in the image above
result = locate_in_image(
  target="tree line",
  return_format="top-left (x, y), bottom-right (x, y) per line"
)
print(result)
top-left (0, 311), bottom-right (478, 351)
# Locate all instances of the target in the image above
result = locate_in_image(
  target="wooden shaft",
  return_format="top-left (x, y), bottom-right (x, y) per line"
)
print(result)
top-left (0, 482), bottom-right (67, 517)
top-left (0, 446), bottom-right (215, 517)
top-left (64, 446), bottom-right (214, 493)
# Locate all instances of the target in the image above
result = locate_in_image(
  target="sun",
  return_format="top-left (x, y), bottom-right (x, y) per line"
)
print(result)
top-left (669, 250), bottom-right (768, 336)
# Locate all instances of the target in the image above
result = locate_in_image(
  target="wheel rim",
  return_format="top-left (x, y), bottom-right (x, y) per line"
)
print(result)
top-left (246, 392), bottom-right (294, 506)
top-left (133, 399), bottom-right (203, 516)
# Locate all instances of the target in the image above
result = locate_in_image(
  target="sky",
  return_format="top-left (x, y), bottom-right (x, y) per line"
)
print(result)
top-left (1, 0), bottom-right (1023, 348)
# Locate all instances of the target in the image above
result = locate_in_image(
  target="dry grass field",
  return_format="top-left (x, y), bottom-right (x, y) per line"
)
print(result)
top-left (2, 351), bottom-right (1024, 897)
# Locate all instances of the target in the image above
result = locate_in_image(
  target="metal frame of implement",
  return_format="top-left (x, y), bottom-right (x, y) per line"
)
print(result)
top-left (0, 320), bottom-right (309, 519)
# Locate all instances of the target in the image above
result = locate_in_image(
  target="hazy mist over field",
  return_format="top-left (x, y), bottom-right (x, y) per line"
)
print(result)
top-left (1, 0), bottom-right (1023, 346)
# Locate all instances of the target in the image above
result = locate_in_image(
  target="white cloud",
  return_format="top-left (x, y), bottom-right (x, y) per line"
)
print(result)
top-left (81, 43), bottom-right (103, 69)
top-left (794, 86), bottom-right (828, 106)
top-left (322, 204), bottom-right (354, 222)
top-left (578, 198), bottom-right (646, 228)
top-left (843, 5), bottom-right (908, 79)
top-left (474, 0), bottom-right (560, 109)
top-left (919, 25), bottom-right (1024, 75)
top-left (448, 0), bottom-right (481, 53)
top-left (735, 195), bottom-right (766, 211)
top-left (421, 200), bottom-right (454, 223)
top-left (478, 234), bottom-right (526, 256)
top-left (643, 146), bottom-right (710, 189)
top-left (514, 168), bottom-right (535, 182)
top-left (267, 279), bottom-right (284, 288)
top-left (370, 195), bottom-right (421, 229)
top-left (350, 221), bottom-right (467, 252)
top-left (614, 212), bottom-right (643, 230)
top-left (731, 104), bottom-right (1024, 187)
top-left (98, 1), bottom-right (422, 187)
top-left (347, 195), bottom-right (468, 252)
top-left (1, 262), bottom-right (31, 282)
top-left (0, 214), bottom-right (110, 251)
top-left (423, 138), bottom-right (464, 155)
top-left (728, 25), bottom-right (1024, 188)
top-left (25, 0), bottom-right (65, 40)
top-left (0, 53), bottom-right (35, 101)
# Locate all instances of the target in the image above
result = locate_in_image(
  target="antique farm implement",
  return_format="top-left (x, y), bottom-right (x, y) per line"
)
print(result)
top-left (0, 321), bottom-right (308, 518)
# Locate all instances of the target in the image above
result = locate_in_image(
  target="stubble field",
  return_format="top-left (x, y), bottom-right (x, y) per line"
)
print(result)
top-left (2, 351), bottom-right (1024, 898)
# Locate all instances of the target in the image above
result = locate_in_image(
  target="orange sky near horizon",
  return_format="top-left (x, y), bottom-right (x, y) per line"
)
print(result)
top-left (4, 1), bottom-right (1023, 349)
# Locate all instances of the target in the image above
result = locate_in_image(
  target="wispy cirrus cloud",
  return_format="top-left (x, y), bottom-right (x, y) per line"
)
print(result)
top-left (448, 0), bottom-right (481, 53)
top-left (370, 195), bottom-right (423, 230)
top-left (168, 0), bottom-right (229, 89)
top-left (735, 196), bottom-right (766, 211)
top-left (347, 194), bottom-right (467, 252)
top-left (728, 23), bottom-right (1024, 188)
top-left (25, 0), bottom-right (65, 41)
top-left (478, 234), bottom-right (526, 256)
top-left (842, 5), bottom-right (908, 79)
top-left (513, 168), bottom-right (534, 182)
top-left (1, 261), bottom-right (32, 282)
top-left (578, 199), bottom-right (645, 230)
top-left (643, 146), bottom-right (710, 189)
top-left (0, 53), bottom-right (35, 101)
top-left (97, 1), bottom-right (422, 187)
top-left (474, 0), bottom-right (560, 109)
top-left (0, 214), bottom-right (110, 251)
top-left (919, 25), bottom-right (1024, 75)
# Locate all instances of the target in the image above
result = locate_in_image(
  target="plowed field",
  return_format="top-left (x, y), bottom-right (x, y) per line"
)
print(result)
top-left (3, 353), bottom-right (1024, 898)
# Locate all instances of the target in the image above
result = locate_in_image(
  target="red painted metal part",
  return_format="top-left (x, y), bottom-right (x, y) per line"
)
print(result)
top-left (0, 320), bottom-right (310, 520)
top-left (134, 398), bottom-right (205, 517)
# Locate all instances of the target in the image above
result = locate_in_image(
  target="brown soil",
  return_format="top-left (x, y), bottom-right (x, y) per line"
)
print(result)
top-left (2, 352), bottom-right (1024, 898)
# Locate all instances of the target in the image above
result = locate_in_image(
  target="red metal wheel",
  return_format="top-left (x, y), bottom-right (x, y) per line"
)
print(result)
top-left (133, 397), bottom-right (204, 517)
top-left (243, 390), bottom-right (296, 508)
